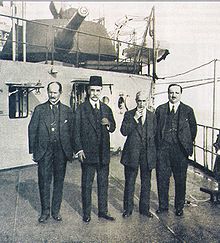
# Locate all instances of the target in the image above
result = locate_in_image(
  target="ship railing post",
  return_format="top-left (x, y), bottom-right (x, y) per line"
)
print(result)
top-left (11, 2), bottom-right (16, 61)
top-left (148, 48), bottom-right (150, 76)
top-left (202, 126), bottom-right (206, 168)
top-left (51, 26), bottom-right (55, 65)
top-left (152, 6), bottom-right (156, 82)
top-left (193, 139), bottom-right (197, 163)
top-left (16, 18), bottom-right (19, 60)
top-left (211, 59), bottom-right (217, 170)
top-left (98, 36), bottom-right (101, 70)
top-left (45, 26), bottom-right (49, 64)
top-left (205, 126), bottom-right (208, 169)
top-left (22, 0), bottom-right (26, 62)
top-left (76, 31), bottom-right (79, 67)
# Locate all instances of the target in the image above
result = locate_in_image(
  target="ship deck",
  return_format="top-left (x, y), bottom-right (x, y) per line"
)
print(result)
top-left (0, 154), bottom-right (220, 243)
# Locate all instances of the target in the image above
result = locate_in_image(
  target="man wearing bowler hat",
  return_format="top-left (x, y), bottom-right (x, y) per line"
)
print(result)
top-left (74, 76), bottom-right (116, 222)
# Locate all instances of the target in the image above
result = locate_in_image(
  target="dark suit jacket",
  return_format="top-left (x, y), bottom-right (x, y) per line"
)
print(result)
top-left (28, 101), bottom-right (74, 162)
top-left (120, 108), bottom-right (157, 170)
top-left (74, 100), bottom-right (116, 165)
top-left (155, 102), bottom-right (197, 157)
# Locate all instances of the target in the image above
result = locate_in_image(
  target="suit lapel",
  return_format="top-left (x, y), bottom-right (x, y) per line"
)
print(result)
top-left (43, 102), bottom-right (52, 133)
top-left (85, 101), bottom-right (97, 133)
top-left (178, 102), bottom-right (187, 131)
top-left (160, 102), bottom-right (169, 137)
top-left (146, 110), bottom-right (152, 138)
top-left (59, 103), bottom-right (66, 128)
top-left (100, 102), bottom-right (106, 119)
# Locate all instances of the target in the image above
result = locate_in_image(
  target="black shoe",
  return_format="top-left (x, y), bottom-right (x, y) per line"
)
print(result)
top-left (98, 213), bottom-right (115, 221)
top-left (156, 208), bottom-right (168, 214)
top-left (175, 209), bottom-right (183, 216)
top-left (38, 214), bottom-right (50, 223)
top-left (140, 211), bottom-right (153, 218)
top-left (52, 214), bottom-right (62, 221)
top-left (83, 216), bottom-right (91, 223)
top-left (122, 210), bottom-right (132, 218)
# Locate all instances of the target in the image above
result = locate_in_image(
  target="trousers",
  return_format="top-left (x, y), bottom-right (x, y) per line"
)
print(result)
top-left (81, 163), bottom-right (109, 217)
top-left (123, 164), bottom-right (152, 213)
top-left (156, 142), bottom-right (188, 211)
top-left (38, 141), bottom-right (67, 216)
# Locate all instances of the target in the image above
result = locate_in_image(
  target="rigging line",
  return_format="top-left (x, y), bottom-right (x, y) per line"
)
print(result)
top-left (155, 79), bottom-right (218, 96)
top-left (122, 15), bottom-right (148, 20)
top-left (158, 59), bottom-right (215, 79)
top-left (156, 77), bottom-right (217, 85)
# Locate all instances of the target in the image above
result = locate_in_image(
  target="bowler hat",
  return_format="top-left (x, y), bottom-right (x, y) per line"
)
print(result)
top-left (89, 76), bottom-right (102, 87)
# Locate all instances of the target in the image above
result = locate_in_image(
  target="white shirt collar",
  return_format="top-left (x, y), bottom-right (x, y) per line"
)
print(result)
top-left (89, 98), bottom-right (100, 109)
top-left (169, 101), bottom-right (180, 113)
top-left (49, 100), bottom-right (60, 108)
top-left (142, 109), bottom-right (146, 123)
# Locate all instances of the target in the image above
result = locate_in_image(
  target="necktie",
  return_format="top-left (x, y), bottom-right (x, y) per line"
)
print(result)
top-left (138, 116), bottom-right (143, 126)
top-left (171, 105), bottom-right (175, 114)
top-left (52, 105), bottom-right (58, 120)
top-left (52, 104), bottom-right (57, 113)
top-left (94, 103), bottom-right (99, 119)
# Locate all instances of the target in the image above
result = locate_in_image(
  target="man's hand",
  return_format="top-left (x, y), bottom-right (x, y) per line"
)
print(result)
top-left (78, 151), bottom-right (86, 163)
top-left (134, 108), bottom-right (143, 120)
top-left (101, 117), bottom-right (110, 126)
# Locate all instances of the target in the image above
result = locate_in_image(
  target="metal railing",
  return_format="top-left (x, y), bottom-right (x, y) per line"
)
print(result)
top-left (193, 123), bottom-right (220, 172)
top-left (0, 13), bottom-right (154, 74)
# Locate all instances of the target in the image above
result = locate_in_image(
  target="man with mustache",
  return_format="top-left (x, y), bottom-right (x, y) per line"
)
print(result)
top-left (155, 84), bottom-right (197, 216)
top-left (74, 76), bottom-right (116, 223)
top-left (28, 82), bottom-right (74, 223)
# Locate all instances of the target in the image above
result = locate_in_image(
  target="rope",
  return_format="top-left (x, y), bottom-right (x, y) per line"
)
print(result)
top-left (159, 59), bottom-right (215, 80)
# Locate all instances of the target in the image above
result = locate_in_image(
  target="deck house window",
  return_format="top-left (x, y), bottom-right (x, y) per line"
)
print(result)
top-left (9, 86), bottom-right (28, 118)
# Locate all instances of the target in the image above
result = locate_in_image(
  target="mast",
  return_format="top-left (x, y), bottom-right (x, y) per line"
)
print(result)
top-left (151, 6), bottom-right (156, 108)
top-left (134, 7), bottom-right (153, 74)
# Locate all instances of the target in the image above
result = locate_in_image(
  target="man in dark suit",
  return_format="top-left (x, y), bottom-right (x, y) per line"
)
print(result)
top-left (28, 81), bottom-right (74, 223)
top-left (120, 91), bottom-right (157, 218)
top-left (155, 84), bottom-right (197, 216)
top-left (74, 76), bottom-right (116, 223)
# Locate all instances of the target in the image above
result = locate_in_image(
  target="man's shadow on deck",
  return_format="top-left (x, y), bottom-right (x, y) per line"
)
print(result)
top-left (63, 181), bottom-right (83, 216)
top-left (16, 179), bottom-right (83, 216)
top-left (16, 177), bottom-right (158, 217)
top-left (63, 179), bottom-right (125, 217)
top-left (16, 179), bottom-right (41, 213)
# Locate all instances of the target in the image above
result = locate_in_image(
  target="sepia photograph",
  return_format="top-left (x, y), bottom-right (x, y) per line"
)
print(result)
top-left (0, 1), bottom-right (220, 242)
